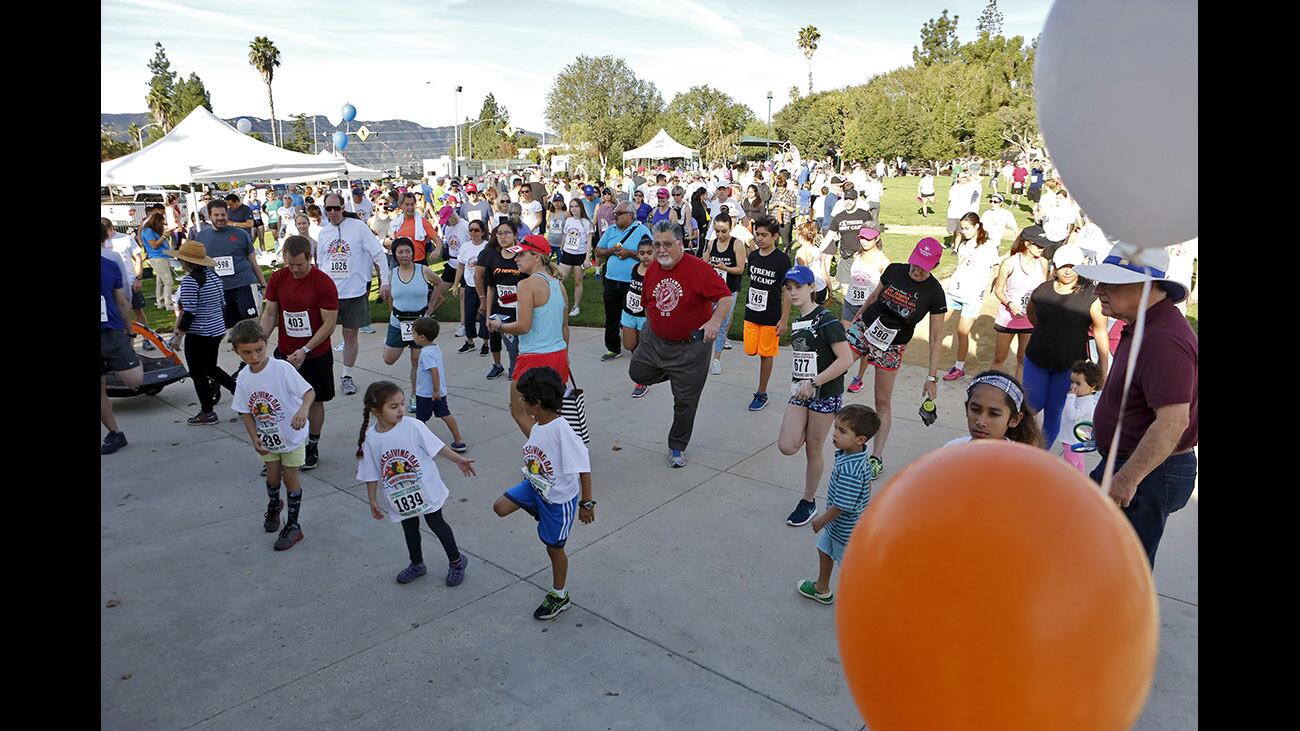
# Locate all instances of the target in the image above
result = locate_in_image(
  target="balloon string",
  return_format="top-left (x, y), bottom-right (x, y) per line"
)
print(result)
top-left (1099, 280), bottom-right (1152, 495)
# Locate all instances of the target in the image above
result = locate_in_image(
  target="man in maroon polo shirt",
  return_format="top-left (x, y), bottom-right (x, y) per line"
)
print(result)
top-left (629, 220), bottom-right (734, 468)
top-left (258, 235), bottom-right (340, 471)
top-left (1076, 244), bottom-right (1197, 566)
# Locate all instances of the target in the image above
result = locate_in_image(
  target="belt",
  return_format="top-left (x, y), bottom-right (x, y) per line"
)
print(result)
top-left (1100, 447), bottom-right (1195, 462)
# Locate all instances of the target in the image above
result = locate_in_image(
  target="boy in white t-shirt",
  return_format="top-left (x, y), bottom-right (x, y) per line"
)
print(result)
top-left (980, 194), bottom-right (1019, 246)
top-left (491, 366), bottom-right (594, 620)
top-left (230, 320), bottom-right (316, 552)
top-left (411, 318), bottom-right (466, 452)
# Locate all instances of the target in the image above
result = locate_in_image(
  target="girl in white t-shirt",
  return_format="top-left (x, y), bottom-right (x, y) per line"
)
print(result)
top-left (557, 199), bottom-right (594, 318)
top-left (941, 213), bottom-right (1001, 381)
top-left (357, 380), bottom-right (476, 586)
top-left (944, 371), bottom-right (1043, 448)
top-left (1059, 360), bottom-right (1102, 471)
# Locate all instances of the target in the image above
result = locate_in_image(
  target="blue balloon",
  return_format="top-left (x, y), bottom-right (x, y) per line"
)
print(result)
top-left (341, 103), bottom-right (356, 123)
top-left (333, 131), bottom-right (349, 150)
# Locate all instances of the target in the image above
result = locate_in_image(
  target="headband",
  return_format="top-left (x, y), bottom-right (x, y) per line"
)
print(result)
top-left (968, 373), bottom-right (1025, 412)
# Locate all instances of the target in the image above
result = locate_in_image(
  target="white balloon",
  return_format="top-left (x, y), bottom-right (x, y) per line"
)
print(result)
top-left (1035, 0), bottom-right (1197, 248)
top-left (236, 118), bottom-right (252, 134)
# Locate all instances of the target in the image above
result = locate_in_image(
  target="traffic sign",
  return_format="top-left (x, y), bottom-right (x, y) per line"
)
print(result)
top-left (356, 125), bottom-right (372, 142)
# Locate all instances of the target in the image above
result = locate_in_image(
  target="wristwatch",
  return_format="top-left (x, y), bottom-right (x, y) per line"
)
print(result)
top-left (579, 500), bottom-right (596, 510)
top-left (925, 375), bottom-right (938, 383)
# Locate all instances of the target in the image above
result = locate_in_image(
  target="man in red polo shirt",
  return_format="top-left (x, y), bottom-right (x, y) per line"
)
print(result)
top-left (1076, 244), bottom-right (1197, 567)
top-left (629, 220), bottom-right (734, 468)
top-left (259, 235), bottom-right (340, 471)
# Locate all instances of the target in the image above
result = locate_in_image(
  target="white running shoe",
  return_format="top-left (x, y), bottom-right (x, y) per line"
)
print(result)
top-left (710, 359), bottom-right (722, 375)
top-left (569, 305), bottom-right (580, 317)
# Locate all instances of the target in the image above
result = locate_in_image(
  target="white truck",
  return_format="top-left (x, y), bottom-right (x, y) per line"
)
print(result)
top-left (100, 187), bottom-right (186, 233)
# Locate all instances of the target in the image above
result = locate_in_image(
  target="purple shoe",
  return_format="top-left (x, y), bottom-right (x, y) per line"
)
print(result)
top-left (397, 563), bottom-right (428, 584)
top-left (446, 554), bottom-right (468, 586)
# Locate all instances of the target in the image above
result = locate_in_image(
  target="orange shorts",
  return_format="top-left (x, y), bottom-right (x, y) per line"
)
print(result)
top-left (743, 321), bottom-right (779, 358)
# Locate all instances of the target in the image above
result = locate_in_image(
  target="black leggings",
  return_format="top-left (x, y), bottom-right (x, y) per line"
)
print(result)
top-left (401, 510), bottom-right (460, 566)
top-left (184, 333), bottom-right (236, 413)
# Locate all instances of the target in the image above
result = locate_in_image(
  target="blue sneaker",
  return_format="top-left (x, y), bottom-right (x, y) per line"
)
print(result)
top-left (748, 392), bottom-right (769, 411)
top-left (668, 449), bottom-right (686, 468)
top-left (408, 395), bottom-right (417, 414)
top-left (445, 554), bottom-right (468, 586)
top-left (486, 364), bottom-right (506, 379)
top-left (786, 499), bottom-right (816, 526)
top-left (358, 324), bottom-right (377, 334)
top-left (397, 563), bottom-right (427, 584)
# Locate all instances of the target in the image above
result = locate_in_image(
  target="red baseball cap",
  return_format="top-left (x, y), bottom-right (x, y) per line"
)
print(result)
top-left (464, 183), bottom-right (479, 193)
top-left (509, 234), bottom-right (551, 257)
top-left (908, 237), bottom-right (943, 271)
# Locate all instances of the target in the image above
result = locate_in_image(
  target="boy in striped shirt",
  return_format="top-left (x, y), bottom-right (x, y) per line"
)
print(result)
top-left (799, 404), bottom-right (881, 605)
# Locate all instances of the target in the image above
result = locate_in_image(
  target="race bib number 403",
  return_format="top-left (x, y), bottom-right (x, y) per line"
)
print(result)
top-left (284, 310), bottom-right (312, 338)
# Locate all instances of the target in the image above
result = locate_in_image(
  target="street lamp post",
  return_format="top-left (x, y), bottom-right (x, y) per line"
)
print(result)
top-left (766, 91), bottom-right (773, 163)
top-left (454, 85), bottom-right (463, 176)
top-left (466, 117), bottom-right (505, 173)
top-left (138, 122), bottom-right (161, 150)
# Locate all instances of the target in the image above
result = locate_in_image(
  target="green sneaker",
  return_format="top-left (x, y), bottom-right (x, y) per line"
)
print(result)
top-left (533, 591), bottom-right (571, 620)
top-left (797, 580), bottom-right (834, 605)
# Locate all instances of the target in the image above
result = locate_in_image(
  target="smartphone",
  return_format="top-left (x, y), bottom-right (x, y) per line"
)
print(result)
top-left (689, 329), bottom-right (705, 342)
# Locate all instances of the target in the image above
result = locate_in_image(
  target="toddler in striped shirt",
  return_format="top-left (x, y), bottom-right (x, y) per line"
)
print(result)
top-left (798, 404), bottom-right (881, 605)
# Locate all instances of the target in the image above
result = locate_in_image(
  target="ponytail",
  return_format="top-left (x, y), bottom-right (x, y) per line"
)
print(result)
top-left (355, 407), bottom-right (371, 460)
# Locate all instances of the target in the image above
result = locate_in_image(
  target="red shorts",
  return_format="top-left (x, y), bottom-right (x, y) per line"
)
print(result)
top-left (512, 349), bottom-right (570, 384)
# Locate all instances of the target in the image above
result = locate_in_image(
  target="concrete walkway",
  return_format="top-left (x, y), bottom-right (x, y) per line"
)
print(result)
top-left (101, 326), bottom-right (1196, 729)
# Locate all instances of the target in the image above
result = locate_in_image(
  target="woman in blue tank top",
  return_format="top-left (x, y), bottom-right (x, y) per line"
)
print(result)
top-left (382, 237), bottom-right (440, 409)
top-left (487, 235), bottom-right (572, 436)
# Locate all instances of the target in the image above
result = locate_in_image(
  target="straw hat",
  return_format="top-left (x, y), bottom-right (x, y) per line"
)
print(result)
top-left (164, 240), bottom-right (217, 267)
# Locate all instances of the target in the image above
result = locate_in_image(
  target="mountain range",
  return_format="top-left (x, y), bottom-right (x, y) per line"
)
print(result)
top-left (101, 113), bottom-right (543, 175)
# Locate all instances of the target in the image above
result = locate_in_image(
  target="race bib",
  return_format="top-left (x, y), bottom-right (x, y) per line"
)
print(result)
top-left (563, 230), bottom-right (585, 254)
top-left (328, 254), bottom-right (350, 276)
top-left (626, 291), bottom-right (643, 314)
top-left (747, 288), bottom-right (768, 311)
top-left (400, 320), bottom-right (415, 342)
top-left (258, 428), bottom-right (285, 451)
top-left (716, 266), bottom-right (728, 281)
top-left (865, 317), bottom-right (899, 351)
top-left (389, 486), bottom-right (428, 518)
top-left (792, 350), bottom-right (817, 380)
top-left (522, 465), bottom-right (553, 498)
top-left (1019, 292), bottom-right (1031, 312)
top-left (283, 310), bottom-right (312, 338)
top-left (599, 219), bottom-right (610, 233)
top-left (101, 295), bottom-right (108, 323)
top-left (845, 286), bottom-right (868, 306)
top-left (467, 210), bottom-right (482, 222)
top-left (497, 283), bottom-right (518, 305)
top-left (213, 256), bottom-right (235, 277)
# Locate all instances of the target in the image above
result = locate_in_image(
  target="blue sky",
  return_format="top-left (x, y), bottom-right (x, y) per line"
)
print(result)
top-left (101, 0), bottom-right (1051, 136)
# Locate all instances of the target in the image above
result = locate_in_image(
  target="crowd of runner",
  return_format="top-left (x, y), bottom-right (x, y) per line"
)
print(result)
top-left (101, 152), bottom-right (1198, 614)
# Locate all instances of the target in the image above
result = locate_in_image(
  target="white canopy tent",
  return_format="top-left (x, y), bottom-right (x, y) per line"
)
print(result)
top-left (270, 151), bottom-right (389, 184)
top-left (100, 107), bottom-right (348, 186)
top-left (622, 129), bottom-right (698, 162)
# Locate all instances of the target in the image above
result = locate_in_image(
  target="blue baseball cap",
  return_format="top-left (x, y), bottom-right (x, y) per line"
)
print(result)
top-left (583, 185), bottom-right (596, 196)
top-left (783, 265), bottom-right (815, 286)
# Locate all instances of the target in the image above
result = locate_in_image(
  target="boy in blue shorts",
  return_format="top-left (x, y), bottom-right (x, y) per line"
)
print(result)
top-left (492, 367), bottom-right (595, 620)
top-left (622, 236), bottom-right (653, 398)
top-left (798, 404), bottom-right (881, 604)
top-left (411, 318), bottom-right (467, 452)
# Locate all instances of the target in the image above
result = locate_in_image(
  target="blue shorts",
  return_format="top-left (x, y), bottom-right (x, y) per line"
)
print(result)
top-left (385, 323), bottom-right (418, 349)
top-left (503, 479), bottom-right (578, 548)
top-left (788, 393), bottom-right (843, 414)
top-left (620, 312), bottom-right (647, 330)
top-left (416, 395), bottom-right (450, 421)
top-left (944, 292), bottom-right (980, 314)
top-left (817, 530), bottom-right (847, 563)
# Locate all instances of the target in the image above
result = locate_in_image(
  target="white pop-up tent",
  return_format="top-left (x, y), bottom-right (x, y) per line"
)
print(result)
top-left (100, 107), bottom-right (348, 185)
top-left (271, 151), bottom-right (389, 184)
top-left (622, 129), bottom-right (699, 161)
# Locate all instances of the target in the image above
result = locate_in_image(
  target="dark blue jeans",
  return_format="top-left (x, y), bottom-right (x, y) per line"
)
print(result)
top-left (1090, 451), bottom-right (1197, 566)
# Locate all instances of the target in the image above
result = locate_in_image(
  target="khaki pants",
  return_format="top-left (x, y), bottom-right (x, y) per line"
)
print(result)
top-left (146, 258), bottom-right (175, 309)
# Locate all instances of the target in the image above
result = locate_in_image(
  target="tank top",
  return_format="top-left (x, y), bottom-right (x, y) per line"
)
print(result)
top-left (519, 274), bottom-right (567, 355)
top-left (1024, 283), bottom-right (1096, 371)
top-left (623, 266), bottom-right (646, 317)
top-left (707, 237), bottom-right (741, 292)
top-left (546, 212), bottom-right (567, 249)
top-left (389, 264), bottom-right (431, 327)
top-left (995, 254), bottom-right (1046, 329)
top-left (650, 206), bottom-right (673, 226)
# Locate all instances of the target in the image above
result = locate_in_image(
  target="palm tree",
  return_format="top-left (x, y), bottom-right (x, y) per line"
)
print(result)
top-left (248, 36), bottom-right (281, 145)
top-left (797, 25), bottom-right (822, 96)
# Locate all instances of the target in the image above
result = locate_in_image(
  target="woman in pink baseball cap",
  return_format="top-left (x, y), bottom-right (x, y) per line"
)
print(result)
top-left (842, 237), bottom-right (949, 480)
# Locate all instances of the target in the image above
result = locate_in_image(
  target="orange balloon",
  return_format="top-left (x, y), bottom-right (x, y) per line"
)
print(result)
top-left (836, 441), bottom-right (1157, 731)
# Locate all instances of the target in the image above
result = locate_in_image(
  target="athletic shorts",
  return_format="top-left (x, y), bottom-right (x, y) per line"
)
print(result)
top-left (131, 289), bottom-right (146, 311)
top-left (621, 312), bottom-right (647, 330)
top-left (273, 349), bottom-right (335, 402)
top-left (788, 393), bottom-right (843, 414)
top-left (223, 285), bottom-right (261, 328)
top-left (848, 333), bottom-right (906, 372)
top-left (993, 323), bottom-right (1034, 334)
top-left (817, 529), bottom-right (847, 563)
top-left (946, 217), bottom-right (961, 234)
top-left (558, 251), bottom-right (587, 267)
top-left (260, 442), bottom-right (306, 468)
top-left (1027, 187), bottom-right (1042, 202)
top-left (440, 261), bottom-right (458, 284)
top-left (101, 329), bottom-right (141, 374)
top-left (945, 292), bottom-right (982, 314)
top-left (1012, 181), bottom-right (1024, 191)
top-left (743, 320), bottom-right (779, 358)
top-left (337, 295), bottom-right (371, 329)
top-left (416, 395), bottom-right (450, 421)
top-left (385, 323), bottom-right (419, 349)
top-left (513, 349), bottom-right (570, 383)
top-left (503, 479), bottom-right (578, 548)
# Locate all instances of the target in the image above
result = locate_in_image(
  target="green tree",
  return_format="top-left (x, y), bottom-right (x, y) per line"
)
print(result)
top-left (913, 10), bottom-right (961, 66)
top-left (171, 72), bottom-right (213, 121)
top-left (467, 93), bottom-right (510, 160)
top-left (284, 113), bottom-right (313, 153)
top-left (248, 36), bottom-right (282, 146)
top-left (544, 55), bottom-right (664, 170)
top-left (797, 25), bottom-right (821, 95)
top-left (145, 42), bottom-right (177, 131)
top-left (788, 86), bottom-right (801, 104)
top-left (976, 0), bottom-right (1004, 37)
top-left (660, 85), bottom-right (754, 161)
top-left (101, 130), bottom-right (134, 161)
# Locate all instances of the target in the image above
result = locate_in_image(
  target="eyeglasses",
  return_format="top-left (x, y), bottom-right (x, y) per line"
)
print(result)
top-left (650, 241), bottom-right (679, 249)
top-left (324, 205), bottom-right (342, 212)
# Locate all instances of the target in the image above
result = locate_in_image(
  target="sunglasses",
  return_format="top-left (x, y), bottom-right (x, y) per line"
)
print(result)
top-left (324, 205), bottom-right (342, 212)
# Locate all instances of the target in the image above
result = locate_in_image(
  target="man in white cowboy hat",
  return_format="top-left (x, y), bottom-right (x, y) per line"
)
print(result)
top-left (1075, 243), bottom-right (1197, 567)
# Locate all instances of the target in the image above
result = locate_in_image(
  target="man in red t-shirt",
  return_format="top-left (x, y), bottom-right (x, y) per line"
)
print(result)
top-left (259, 235), bottom-right (340, 470)
top-left (629, 221), bottom-right (734, 468)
